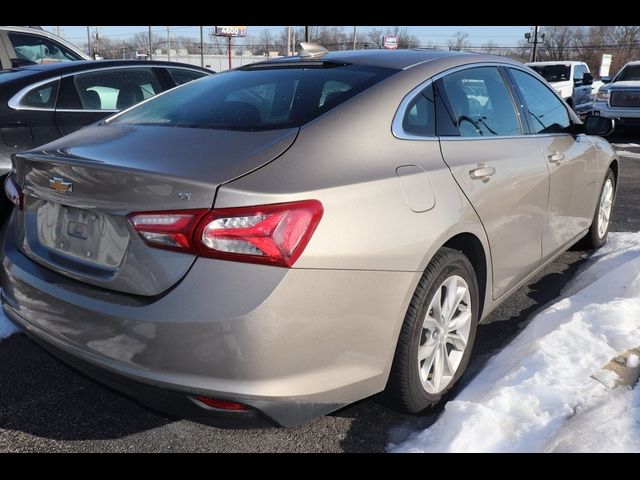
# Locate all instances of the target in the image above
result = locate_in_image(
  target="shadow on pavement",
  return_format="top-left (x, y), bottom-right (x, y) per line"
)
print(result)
top-left (0, 334), bottom-right (172, 441)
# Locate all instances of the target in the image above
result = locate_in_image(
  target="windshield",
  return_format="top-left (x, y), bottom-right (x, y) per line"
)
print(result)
top-left (529, 65), bottom-right (571, 83)
top-left (616, 65), bottom-right (640, 82)
top-left (111, 63), bottom-right (398, 131)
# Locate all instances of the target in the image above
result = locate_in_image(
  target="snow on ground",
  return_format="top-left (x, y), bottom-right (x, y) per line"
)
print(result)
top-left (390, 233), bottom-right (640, 453)
top-left (0, 296), bottom-right (17, 340)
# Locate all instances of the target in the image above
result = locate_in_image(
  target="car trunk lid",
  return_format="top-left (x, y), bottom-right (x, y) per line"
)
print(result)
top-left (13, 124), bottom-right (298, 296)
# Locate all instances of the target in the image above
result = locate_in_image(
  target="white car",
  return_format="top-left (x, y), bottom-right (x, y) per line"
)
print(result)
top-left (0, 26), bottom-right (90, 69)
top-left (526, 61), bottom-right (593, 108)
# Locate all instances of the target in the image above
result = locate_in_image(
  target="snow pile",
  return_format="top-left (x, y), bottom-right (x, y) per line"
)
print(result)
top-left (390, 233), bottom-right (640, 453)
top-left (0, 304), bottom-right (18, 340)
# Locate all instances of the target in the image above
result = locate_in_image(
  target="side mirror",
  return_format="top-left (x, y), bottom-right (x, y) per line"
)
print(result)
top-left (601, 76), bottom-right (612, 84)
top-left (582, 72), bottom-right (593, 86)
top-left (584, 115), bottom-right (615, 136)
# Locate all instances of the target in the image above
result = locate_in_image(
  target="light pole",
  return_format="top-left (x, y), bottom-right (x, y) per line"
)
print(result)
top-left (200, 26), bottom-right (204, 67)
top-left (525, 26), bottom-right (545, 62)
top-left (167, 26), bottom-right (171, 62)
top-left (148, 26), bottom-right (153, 60)
top-left (86, 26), bottom-right (91, 56)
top-left (353, 26), bottom-right (357, 50)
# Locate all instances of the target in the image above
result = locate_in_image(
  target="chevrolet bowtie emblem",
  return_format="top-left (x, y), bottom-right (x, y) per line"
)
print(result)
top-left (49, 177), bottom-right (73, 193)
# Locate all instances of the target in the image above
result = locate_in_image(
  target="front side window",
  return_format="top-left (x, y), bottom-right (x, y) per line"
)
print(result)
top-left (9, 32), bottom-right (82, 64)
top-left (19, 79), bottom-right (59, 108)
top-left (166, 68), bottom-right (208, 86)
top-left (65, 68), bottom-right (162, 111)
top-left (111, 63), bottom-right (398, 131)
top-left (573, 65), bottom-right (588, 82)
top-left (510, 68), bottom-right (571, 134)
top-left (436, 66), bottom-right (521, 137)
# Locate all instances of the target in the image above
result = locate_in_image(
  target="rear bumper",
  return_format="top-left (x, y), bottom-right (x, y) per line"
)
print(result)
top-left (0, 215), bottom-right (418, 426)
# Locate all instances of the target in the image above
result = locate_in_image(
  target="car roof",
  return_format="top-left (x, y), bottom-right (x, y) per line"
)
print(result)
top-left (13, 59), bottom-right (211, 74)
top-left (0, 60), bottom-right (212, 86)
top-left (251, 49), bottom-right (521, 71)
top-left (526, 61), bottom-right (586, 66)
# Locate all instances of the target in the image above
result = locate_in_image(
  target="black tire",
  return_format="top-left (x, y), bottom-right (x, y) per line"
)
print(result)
top-left (582, 169), bottom-right (616, 250)
top-left (381, 247), bottom-right (479, 414)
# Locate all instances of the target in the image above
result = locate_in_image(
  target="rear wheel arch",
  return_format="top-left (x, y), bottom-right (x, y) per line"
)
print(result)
top-left (609, 159), bottom-right (619, 186)
top-left (441, 233), bottom-right (487, 319)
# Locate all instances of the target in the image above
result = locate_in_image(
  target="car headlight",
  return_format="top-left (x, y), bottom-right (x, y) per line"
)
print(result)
top-left (596, 90), bottom-right (610, 102)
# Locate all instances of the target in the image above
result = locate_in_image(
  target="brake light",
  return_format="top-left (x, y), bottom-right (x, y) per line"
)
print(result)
top-left (127, 209), bottom-right (207, 253)
top-left (4, 172), bottom-right (23, 210)
top-left (128, 200), bottom-right (323, 268)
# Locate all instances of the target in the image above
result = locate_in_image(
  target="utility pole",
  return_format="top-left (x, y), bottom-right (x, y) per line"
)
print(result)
top-left (530, 25), bottom-right (540, 62)
top-left (167, 26), bottom-right (171, 62)
top-left (292, 29), bottom-right (296, 54)
top-left (304, 26), bottom-right (309, 42)
top-left (287, 26), bottom-right (291, 56)
top-left (148, 26), bottom-right (152, 60)
top-left (86, 26), bottom-right (91, 56)
top-left (200, 26), bottom-right (204, 67)
top-left (353, 26), bottom-right (357, 50)
top-left (94, 27), bottom-right (100, 58)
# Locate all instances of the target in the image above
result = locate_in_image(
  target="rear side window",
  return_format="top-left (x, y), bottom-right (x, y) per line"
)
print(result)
top-left (111, 63), bottom-right (398, 131)
top-left (167, 68), bottom-right (209, 86)
top-left (61, 68), bottom-right (162, 111)
top-left (402, 83), bottom-right (435, 136)
top-left (9, 32), bottom-right (82, 63)
top-left (19, 79), bottom-right (59, 108)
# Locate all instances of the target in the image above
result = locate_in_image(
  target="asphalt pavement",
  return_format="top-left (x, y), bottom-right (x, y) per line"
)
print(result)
top-left (1, 131), bottom-right (639, 452)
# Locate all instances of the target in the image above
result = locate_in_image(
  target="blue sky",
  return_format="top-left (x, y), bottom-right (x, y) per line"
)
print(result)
top-left (43, 26), bottom-right (532, 48)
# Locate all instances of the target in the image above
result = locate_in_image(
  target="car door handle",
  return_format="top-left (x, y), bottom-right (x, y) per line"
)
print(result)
top-left (469, 166), bottom-right (496, 181)
top-left (548, 152), bottom-right (565, 163)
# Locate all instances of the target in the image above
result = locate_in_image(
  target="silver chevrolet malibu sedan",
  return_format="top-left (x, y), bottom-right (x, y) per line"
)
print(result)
top-left (1, 48), bottom-right (617, 427)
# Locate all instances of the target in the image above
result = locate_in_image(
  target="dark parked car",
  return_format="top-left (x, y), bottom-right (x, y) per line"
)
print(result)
top-left (0, 60), bottom-right (212, 179)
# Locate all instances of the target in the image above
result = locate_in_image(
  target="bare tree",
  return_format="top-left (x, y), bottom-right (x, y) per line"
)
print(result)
top-left (481, 41), bottom-right (499, 55)
top-left (539, 26), bottom-right (578, 61)
top-left (448, 32), bottom-right (470, 51)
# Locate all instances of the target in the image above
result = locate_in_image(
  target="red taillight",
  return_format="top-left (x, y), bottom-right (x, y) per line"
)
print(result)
top-left (194, 396), bottom-right (248, 411)
top-left (127, 200), bottom-right (323, 268)
top-left (4, 172), bottom-right (23, 210)
top-left (127, 209), bottom-right (207, 253)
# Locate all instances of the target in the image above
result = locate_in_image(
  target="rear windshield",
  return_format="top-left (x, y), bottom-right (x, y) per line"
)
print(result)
top-left (616, 64), bottom-right (640, 82)
top-left (529, 65), bottom-right (571, 83)
top-left (110, 63), bottom-right (398, 131)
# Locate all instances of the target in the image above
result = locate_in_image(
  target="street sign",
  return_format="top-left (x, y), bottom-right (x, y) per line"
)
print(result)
top-left (600, 53), bottom-right (613, 78)
top-left (383, 34), bottom-right (398, 50)
top-left (215, 26), bottom-right (247, 37)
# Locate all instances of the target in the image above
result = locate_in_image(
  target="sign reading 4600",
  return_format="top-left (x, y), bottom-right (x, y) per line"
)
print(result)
top-left (215, 26), bottom-right (247, 37)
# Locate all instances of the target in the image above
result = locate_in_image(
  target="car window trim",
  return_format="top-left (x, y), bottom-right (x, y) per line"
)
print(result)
top-left (9, 65), bottom-right (209, 113)
top-left (7, 75), bottom-right (61, 111)
top-left (393, 62), bottom-right (542, 141)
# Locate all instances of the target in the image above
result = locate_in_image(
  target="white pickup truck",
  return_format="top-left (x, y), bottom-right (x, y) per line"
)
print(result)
top-left (526, 61), bottom-right (594, 108)
top-left (591, 61), bottom-right (640, 127)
